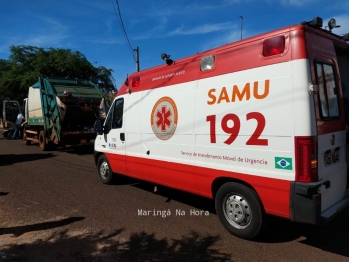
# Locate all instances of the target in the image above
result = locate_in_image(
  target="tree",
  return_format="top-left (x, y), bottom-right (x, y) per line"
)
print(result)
top-left (0, 45), bottom-right (117, 103)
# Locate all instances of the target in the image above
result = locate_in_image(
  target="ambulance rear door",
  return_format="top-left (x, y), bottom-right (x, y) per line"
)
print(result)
top-left (306, 31), bottom-right (347, 214)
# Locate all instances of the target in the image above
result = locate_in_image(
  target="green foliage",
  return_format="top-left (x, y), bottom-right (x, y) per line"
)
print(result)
top-left (0, 45), bottom-right (117, 102)
top-left (103, 93), bottom-right (116, 108)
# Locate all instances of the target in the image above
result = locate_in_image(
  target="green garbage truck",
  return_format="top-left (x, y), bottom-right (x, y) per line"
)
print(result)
top-left (23, 77), bottom-right (108, 150)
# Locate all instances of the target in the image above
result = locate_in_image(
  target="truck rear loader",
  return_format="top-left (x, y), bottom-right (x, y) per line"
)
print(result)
top-left (24, 77), bottom-right (107, 150)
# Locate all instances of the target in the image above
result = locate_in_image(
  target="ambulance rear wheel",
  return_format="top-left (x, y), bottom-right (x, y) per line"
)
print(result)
top-left (39, 130), bottom-right (46, 151)
top-left (215, 182), bottom-right (267, 239)
top-left (97, 155), bottom-right (113, 184)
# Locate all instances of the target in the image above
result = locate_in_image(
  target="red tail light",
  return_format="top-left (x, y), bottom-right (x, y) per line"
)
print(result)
top-left (295, 136), bottom-right (318, 182)
top-left (263, 36), bottom-right (285, 57)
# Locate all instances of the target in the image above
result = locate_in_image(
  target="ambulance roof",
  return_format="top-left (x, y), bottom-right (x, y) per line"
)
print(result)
top-left (117, 21), bottom-right (349, 96)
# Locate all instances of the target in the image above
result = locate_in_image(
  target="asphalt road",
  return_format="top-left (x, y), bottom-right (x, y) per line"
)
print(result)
top-left (1, 131), bottom-right (349, 262)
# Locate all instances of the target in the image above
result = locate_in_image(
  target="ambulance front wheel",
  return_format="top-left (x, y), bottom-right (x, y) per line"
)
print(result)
top-left (97, 155), bottom-right (113, 184)
top-left (215, 182), bottom-right (267, 239)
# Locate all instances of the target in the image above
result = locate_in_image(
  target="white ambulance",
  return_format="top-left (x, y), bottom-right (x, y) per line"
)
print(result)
top-left (94, 17), bottom-right (349, 239)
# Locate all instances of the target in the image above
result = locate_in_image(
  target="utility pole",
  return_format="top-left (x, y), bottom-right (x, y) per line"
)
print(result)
top-left (135, 46), bottom-right (140, 72)
top-left (239, 16), bottom-right (243, 40)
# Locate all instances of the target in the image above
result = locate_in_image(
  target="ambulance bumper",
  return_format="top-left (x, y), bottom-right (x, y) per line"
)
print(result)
top-left (290, 181), bottom-right (349, 225)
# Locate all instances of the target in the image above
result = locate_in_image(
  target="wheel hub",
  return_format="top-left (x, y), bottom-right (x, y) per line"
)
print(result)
top-left (225, 194), bottom-right (252, 229)
top-left (100, 162), bottom-right (109, 179)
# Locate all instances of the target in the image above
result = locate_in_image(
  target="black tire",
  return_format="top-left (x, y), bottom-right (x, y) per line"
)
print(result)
top-left (39, 130), bottom-right (46, 151)
top-left (6, 131), bottom-right (13, 140)
top-left (23, 131), bottom-right (31, 145)
top-left (97, 155), bottom-right (113, 184)
top-left (215, 182), bottom-right (267, 239)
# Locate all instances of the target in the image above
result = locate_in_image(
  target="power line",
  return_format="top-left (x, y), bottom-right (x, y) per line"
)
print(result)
top-left (110, 0), bottom-right (135, 61)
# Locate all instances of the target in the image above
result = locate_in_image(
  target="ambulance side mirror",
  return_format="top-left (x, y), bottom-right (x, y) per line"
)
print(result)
top-left (94, 119), bottom-right (104, 135)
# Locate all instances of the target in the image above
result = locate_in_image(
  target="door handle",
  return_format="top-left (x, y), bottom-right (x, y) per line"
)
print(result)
top-left (120, 133), bottom-right (125, 141)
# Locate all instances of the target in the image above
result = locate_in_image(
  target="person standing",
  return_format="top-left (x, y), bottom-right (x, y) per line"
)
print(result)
top-left (13, 112), bottom-right (24, 139)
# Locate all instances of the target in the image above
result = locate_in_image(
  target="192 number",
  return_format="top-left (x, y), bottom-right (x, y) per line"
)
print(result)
top-left (206, 112), bottom-right (268, 146)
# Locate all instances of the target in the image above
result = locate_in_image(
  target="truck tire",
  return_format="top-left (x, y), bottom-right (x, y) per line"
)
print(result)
top-left (97, 155), bottom-right (113, 184)
top-left (215, 182), bottom-right (267, 239)
top-left (39, 130), bottom-right (46, 151)
top-left (23, 131), bottom-right (31, 145)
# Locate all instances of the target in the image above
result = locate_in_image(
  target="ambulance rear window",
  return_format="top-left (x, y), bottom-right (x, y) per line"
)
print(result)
top-left (200, 55), bottom-right (215, 71)
top-left (315, 62), bottom-right (340, 119)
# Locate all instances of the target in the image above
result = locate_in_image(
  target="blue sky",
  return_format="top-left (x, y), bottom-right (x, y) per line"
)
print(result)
top-left (1, 0), bottom-right (349, 89)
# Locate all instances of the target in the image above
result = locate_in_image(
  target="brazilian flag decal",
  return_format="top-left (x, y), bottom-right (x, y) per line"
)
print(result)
top-left (275, 157), bottom-right (293, 170)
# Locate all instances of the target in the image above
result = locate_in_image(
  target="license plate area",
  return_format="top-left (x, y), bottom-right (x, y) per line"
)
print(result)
top-left (324, 149), bottom-right (339, 167)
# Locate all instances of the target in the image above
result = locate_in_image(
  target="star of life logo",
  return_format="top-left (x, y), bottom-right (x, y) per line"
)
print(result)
top-left (151, 96), bottom-right (178, 140)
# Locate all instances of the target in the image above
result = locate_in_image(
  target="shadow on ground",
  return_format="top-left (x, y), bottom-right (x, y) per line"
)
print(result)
top-left (134, 181), bottom-right (216, 214)
top-left (0, 217), bottom-right (85, 237)
top-left (109, 174), bottom-right (349, 258)
top-left (52, 145), bottom-right (94, 155)
top-left (1, 229), bottom-right (231, 262)
top-left (0, 153), bottom-right (56, 166)
top-left (254, 208), bottom-right (349, 257)
top-left (109, 175), bottom-right (216, 213)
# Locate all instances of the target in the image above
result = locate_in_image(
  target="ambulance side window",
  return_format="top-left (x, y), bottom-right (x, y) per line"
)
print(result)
top-left (316, 62), bottom-right (340, 119)
top-left (103, 102), bottom-right (115, 134)
top-left (112, 98), bottom-right (124, 129)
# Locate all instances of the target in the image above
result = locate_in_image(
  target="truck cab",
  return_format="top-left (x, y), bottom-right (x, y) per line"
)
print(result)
top-left (1, 100), bottom-right (21, 128)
